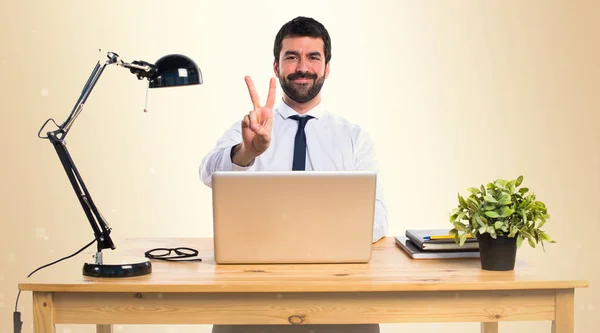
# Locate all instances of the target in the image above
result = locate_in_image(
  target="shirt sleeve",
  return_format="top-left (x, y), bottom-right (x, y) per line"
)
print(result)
top-left (352, 127), bottom-right (389, 243)
top-left (199, 120), bottom-right (256, 188)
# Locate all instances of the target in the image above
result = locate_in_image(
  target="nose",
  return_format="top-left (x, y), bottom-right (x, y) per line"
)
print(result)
top-left (296, 56), bottom-right (309, 72)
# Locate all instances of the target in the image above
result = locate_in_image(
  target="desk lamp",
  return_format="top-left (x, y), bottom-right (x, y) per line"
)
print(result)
top-left (37, 51), bottom-right (202, 278)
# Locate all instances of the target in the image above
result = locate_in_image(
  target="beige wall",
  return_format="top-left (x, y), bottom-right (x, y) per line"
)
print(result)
top-left (1, 1), bottom-right (598, 332)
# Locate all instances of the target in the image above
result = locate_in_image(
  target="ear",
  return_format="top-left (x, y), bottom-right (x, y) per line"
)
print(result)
top-left (273, 60), bottom-right (279, 76)
top-left (325, 61), bottom-right (330, 79)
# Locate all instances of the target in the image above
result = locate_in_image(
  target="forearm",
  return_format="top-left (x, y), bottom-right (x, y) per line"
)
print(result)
top-left (351, 126), bottom-right (388, 243)
top-left (199, 122), bottom-right (256, 187)
top-left (199, 146), bottom-right (229, 187)
top-left (200, 144), bottom-right (259, 186)
top-left (372, 198), bottom-right (388, 243)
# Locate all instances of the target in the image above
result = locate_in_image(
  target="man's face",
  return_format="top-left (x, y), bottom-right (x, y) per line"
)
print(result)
top-left (274, 36), bottom-right (330, 104)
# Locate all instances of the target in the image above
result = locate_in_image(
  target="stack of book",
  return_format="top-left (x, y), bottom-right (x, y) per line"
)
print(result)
top-left (395, 229), bottom-right (480, 259)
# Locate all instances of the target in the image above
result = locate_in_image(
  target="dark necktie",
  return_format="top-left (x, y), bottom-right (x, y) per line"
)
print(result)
top-left (289, 115), bottom-right (314, 171)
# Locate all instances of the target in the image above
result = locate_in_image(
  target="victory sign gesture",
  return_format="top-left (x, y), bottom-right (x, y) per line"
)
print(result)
top-left (241, 76), bottom-right (276, 157)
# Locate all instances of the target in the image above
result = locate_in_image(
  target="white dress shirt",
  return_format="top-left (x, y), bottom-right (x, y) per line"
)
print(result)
top-left (200, 100), bottom-right (388, 242)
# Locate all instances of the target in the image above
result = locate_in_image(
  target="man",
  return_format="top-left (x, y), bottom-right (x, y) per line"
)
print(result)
top-left (200, 16), bottom-right (386, 333)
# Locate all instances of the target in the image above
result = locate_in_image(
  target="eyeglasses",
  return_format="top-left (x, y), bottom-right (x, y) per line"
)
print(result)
top-left (144, 247), bottom-right (202, 262)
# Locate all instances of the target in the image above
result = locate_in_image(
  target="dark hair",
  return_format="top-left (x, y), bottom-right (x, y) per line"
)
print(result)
top-left (273, 16), bottom-right (331, 65)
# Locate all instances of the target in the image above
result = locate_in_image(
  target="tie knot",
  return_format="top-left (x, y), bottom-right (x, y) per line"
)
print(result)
top-left (289, 115), bottom-right (314, 129)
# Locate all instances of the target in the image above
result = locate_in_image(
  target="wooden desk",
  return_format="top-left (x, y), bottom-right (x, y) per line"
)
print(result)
top-left (19, 237), bottom-right (588, 333)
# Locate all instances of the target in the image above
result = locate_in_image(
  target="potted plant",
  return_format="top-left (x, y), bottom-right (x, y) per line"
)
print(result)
top-left (449, 175), bottom-right (555, 271)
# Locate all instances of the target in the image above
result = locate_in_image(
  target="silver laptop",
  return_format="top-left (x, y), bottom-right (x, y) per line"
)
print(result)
top-left (211, 171), bottom-right (376, 264)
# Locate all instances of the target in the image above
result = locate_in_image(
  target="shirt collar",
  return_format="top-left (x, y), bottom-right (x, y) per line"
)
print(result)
top-left (275, 98), bottom-right (327, 120)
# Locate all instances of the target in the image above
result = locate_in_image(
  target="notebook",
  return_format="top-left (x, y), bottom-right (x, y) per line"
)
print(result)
top-left (211, 171), bottom-right (377, 264)
top-left (405, 229), bottom-right (479, 251)
top-left (395, 236), bottom-right (480, 260)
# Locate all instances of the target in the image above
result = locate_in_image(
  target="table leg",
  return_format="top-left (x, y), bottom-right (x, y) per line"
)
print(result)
top-left (552, 289), bottom-right (574, 333)
top-left (32, 292), bottom-right (55, 333)
top-left (97, 325), bottom-right (113, 333)
top-left (481, 322), bottom-right (498, 333)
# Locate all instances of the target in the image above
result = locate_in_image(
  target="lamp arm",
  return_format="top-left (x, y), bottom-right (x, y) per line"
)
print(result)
top-left (59, 52), bottom-right (119, 139)
top-left (48, 52), bottom-right (156, 140)
top-left (47, 131), bottom-right (115, 256)
top-left (37, 52), bottom-right (123, 260)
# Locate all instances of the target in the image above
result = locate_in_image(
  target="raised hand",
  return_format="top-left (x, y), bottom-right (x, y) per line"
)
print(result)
top-left (240, 76), bottom-right (276, 157)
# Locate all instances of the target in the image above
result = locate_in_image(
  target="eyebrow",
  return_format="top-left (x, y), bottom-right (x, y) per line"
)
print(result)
top-left (283, 50), bottom-right (323, 58)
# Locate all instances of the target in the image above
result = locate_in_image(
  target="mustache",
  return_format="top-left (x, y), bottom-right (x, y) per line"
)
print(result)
top-left (287, 72), bottom-right (318, 80)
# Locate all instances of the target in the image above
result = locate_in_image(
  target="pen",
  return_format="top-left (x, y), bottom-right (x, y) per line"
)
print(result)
top-left (424, 234), bottom-right (472, 240)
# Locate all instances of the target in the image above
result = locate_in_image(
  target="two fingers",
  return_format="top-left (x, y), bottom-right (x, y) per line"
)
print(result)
top-left (245, 76), bottom-right (276, 112)
top-left (244, 76), bottom-right (275, 138)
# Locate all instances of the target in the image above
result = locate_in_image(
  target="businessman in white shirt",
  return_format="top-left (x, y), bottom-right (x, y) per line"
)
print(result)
top-left (201, 16), bottom-right (385, 333)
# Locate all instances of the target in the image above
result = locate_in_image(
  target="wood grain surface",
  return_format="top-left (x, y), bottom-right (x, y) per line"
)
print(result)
top-left (19, 237), bottom-right (588, 293)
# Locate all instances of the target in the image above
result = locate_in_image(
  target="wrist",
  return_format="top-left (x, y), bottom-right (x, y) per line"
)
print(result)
top-left (231, 143), bottom-right (256, 167)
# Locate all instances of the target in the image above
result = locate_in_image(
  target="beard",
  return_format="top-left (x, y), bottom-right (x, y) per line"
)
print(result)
top-left (278, 71), bottom-right (325, 104)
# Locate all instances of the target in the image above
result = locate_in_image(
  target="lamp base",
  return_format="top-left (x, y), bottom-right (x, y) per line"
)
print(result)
top-left (83, 256), bottom-right (152, 278)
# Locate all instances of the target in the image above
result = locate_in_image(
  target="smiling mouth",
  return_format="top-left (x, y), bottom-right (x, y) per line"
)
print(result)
top-left (292, 78), bottom-right (312, 84)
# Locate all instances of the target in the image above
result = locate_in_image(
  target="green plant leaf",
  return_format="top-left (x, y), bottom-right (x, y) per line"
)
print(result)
top-left (515, 175), bottom-right (523, 187)
top-left (494, 221), bottom-right (504, 229)
top-left (467, 187), bottom-right (480, 195)
top-left (468, 196), bottom-right (480, 205)
top-left (468, 201), bottom-right (479, 211)
top-left (539, 231), bottom-right (553, 242)
top-left (459, 232), bottom-right (468, 246)
top-left (485, 211), bottom-right (500, 218)
top-left (480, 185), bottom-right (486, 196)
top-left (510, 216), bottom-right (519, 228)
top-left (520, 229), bottom-right (533, 239)
top-left (478, 226), bottom-right (487, 234)
top-left (528, 237), bottom-right (536, 248)
top-left (484, 195), bottom-right (498, 203)
top-left (496, 179), bottom-right (508, 188)
top-left (483, 204), bottom-right (496, 211)
top-left (458, 193), bottom-right (467, 208)
top-left (453, 222), bottom-right (468, 231)
top-left (518, 187), bottom-right (529, 194)
top-left (538, 216), bottom-right (547, 229)
top-left (497, 193), bottom-right (512, 205)
top-left (499, 206), bottom-right (515, 218)
top-left (516, 234), bottom-right (523, 248)
top-left (538, 219), bottom-right (546, 228)
top-left (475, 215), bottom-right (486, 227)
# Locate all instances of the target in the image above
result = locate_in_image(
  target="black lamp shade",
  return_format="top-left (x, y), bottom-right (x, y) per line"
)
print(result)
top-left (149, 54), bottom-right (202, 88)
